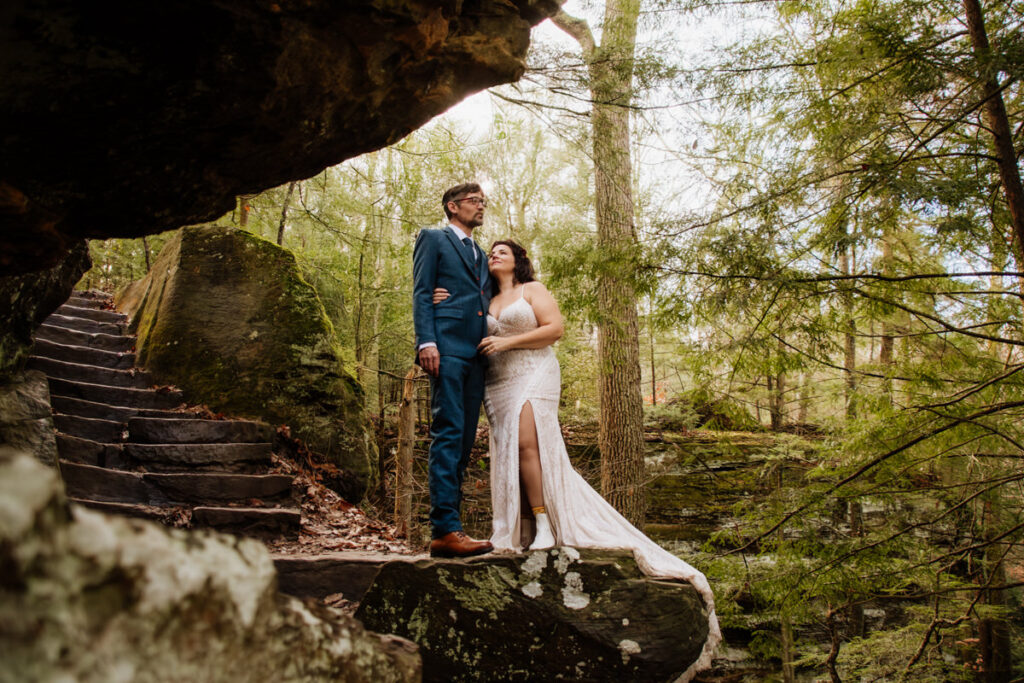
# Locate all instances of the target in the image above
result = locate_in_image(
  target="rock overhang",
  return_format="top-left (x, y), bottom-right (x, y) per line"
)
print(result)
top-left (0, 0), bottom-right (562, 276)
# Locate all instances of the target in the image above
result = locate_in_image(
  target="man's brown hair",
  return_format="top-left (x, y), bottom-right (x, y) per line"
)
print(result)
top-left (442, 182), bottom-right (483, 219)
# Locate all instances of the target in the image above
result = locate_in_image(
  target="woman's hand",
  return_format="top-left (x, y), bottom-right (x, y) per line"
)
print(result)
top-left (432, 287), bottom-right (451, 304)
top-left (478, 335), bottom-right (514, 356)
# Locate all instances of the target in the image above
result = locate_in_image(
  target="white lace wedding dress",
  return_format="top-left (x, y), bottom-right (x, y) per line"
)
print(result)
top-left (483, 292), bottom-right (721, 681)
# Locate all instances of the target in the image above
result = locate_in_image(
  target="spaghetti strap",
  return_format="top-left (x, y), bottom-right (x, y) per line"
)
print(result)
top-left (519, 282), bottom-right (528, 300)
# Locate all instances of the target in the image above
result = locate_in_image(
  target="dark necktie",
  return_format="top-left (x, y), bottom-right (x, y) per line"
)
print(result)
top-left (462, 236), bottom-right (476, 262)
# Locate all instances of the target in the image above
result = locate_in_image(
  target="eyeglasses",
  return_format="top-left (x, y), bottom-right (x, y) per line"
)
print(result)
top-left (453, 196), bottom-right (487, 208)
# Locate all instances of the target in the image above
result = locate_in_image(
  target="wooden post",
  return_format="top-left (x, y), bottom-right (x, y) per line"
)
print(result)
top-left (395, 367), bottom-right (419, 540)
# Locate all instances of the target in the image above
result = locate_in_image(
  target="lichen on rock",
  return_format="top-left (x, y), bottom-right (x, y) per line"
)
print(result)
top-left (0, 448), bottom-right (420, 682)
top-left (116, 225), bottom-right (376, 499)
top-left (356, 547), bottom-right (711, 682)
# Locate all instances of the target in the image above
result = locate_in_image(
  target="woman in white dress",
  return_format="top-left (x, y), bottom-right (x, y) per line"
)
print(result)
top-left (434, 240), bottom-right (720, 679)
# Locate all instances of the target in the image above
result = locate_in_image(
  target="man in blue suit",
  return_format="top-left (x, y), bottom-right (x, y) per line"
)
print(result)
top-left (413, 182), bottom-right (494, 558)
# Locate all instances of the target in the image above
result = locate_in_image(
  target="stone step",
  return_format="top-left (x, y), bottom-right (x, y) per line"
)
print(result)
top-left (69, 498), bottom-right (174, 522)
top-left (70, 500), bottom-right (298, 539)
top-left (47, 378), bottom-right (183, 409)
top-left (31, 338), bottom-right (136, 370)
top-left (127, 417), bottom-right (274, 444)
top-left (69, 291), bottom-right (113, 307)
top-left (35, 323), bottom-right (134, 353)
top-left (144, 472), bottom-right (294, 504)
top-left (56, 435), bottom-right (274, 473)
top-left (60, 460), bottom-right (294, 507)
top-left (54, 414), bottom-right (125, 443)
top-left (60, 461), bottom-right (154, 504)
top-left (57, 434), bottom-right (118, 467)
top-left (273, 552), bottom-right (416, 602)
top-left (55, 304), bottom-right (127, 324)
top-left (29, 356), bottom-right (152, 389)
top-left (51, 395), bottom-right (186, 422)
top-left (44, 312), bottom-right (126, 336)
top-left (191, 506), bottom-right (301, 537)
top-left (123, 442), bottom-right (273, 467)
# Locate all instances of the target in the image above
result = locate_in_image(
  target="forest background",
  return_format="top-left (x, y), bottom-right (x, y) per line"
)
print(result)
top-left (82, 0), bottom-right (1024, 680)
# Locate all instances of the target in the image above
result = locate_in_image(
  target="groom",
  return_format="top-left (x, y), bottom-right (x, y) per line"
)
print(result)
top-left (412, 182), bottom-right (493, 558)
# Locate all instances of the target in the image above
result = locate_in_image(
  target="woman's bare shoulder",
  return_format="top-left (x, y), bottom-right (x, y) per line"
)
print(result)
top-left (523, 280), bottom-right (549, 299)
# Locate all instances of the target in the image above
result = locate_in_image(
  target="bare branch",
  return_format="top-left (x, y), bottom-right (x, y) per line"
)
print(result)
top-left (550, 9), bottom-right (597, 58)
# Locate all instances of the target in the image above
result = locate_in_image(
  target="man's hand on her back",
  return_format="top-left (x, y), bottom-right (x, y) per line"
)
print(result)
top-left (419, 346), bottom-right (440, 377)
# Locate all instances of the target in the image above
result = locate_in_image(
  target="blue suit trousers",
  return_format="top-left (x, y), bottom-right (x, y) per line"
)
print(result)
top-left (428, 354), bottom-right (486, 538)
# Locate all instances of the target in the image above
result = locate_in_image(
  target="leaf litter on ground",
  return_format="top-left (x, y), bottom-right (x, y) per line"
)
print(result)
top-left (266, 426), bottom-right (413, 556)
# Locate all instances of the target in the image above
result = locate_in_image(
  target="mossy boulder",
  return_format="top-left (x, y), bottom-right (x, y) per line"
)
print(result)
top-left (356, 547), bottom-right (711, 682)
top-left (117, 225), bottom-right (375, 499)
top-left (0, 448), bottom-right (419, 682)
top-left (643, 432), bottom-right (820, 547)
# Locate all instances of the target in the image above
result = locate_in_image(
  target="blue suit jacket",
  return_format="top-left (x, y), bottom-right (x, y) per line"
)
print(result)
top-left (413, 226), bottom-right (490, 359)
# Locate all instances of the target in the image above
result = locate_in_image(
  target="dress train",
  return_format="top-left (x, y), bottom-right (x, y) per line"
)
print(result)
top-left (483, 295), bottom-right (721, 680)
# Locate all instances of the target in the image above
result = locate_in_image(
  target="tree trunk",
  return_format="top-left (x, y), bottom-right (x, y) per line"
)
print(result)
top-left (839, 240), bottom-right (857, 420)
top-left (141, 236), bottom-right (151, 272)
top-left (825, 607), bottom-right (842, 683)
top-left (797, 373), bottom-right (810, 424)
top-left (780, 611), bottom-right (796, 683)
top-left (395, 368), bottom-right (419, 542)
top-left (553, 1), bottom-right (646, 526)
top-left (238, 195), bottom-right (249, 228)
top-left (649, 302), bottom-right (657, 406)
top-left (769, 338), bottom-right (786, 430)
top-left (963, 0), bottom-right (1024, 270)
top-left (276, 181), bottom-right (297, 246)
top-left (879, 235), bottom-right (894, 399)
top-left (977, 499), bottom-right (1012, 682)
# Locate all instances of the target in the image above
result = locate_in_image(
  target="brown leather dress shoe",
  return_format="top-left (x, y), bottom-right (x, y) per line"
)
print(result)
top-left (429, 531), bottom-right (494, 558)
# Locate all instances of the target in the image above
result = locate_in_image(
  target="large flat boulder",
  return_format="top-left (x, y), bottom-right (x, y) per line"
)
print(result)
top-left (0, 448), bottom-right (420, 682)
top-left (116, 225), bottom-right (376, 499)
top-left (355, 547), bottom-right (712, 682)
top-left (1, 0), bottom-right (560, 275)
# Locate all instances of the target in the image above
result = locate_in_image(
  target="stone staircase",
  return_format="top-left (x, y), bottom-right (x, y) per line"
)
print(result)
top-left (28, 290), bottom-right (301, 538)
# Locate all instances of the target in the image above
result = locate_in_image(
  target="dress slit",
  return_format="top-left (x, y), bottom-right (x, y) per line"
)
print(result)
top-left (483, 296), bottom-right (721, 681)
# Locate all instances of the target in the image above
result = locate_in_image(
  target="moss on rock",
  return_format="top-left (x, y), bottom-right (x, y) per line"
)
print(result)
top-left (117, 226), bottom-right (375, 499)
top-left (356, 547), bottom-right (710, 681)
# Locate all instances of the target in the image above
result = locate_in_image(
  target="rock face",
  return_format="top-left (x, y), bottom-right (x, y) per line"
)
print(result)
top-left (0, 371), bottom-right (57, 466)
top-left (355, 547), bottom-right (711, 682)
top-left (1, 0), bottom-right (560, 275)
top-left (0, 241), bottom-right (90, 379)
top-left (116, 225), bottom-right (375, 499)
top-left (0, 448), bottom-right (421, 682)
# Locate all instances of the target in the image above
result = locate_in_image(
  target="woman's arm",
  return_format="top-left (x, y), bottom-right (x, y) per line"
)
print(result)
top-left (478, 282), bottom-right (564, 355)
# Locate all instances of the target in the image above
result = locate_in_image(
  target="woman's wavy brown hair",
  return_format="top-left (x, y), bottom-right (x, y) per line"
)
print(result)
top-left (490, 239), bottom-right (535, 295)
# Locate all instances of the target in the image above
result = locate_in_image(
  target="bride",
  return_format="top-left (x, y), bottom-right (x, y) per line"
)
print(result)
top-left (434, 239), bottom-right (720, 678)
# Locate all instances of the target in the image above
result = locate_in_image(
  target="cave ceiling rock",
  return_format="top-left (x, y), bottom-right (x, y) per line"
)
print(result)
top-left (1, 0), bottom-right (562, 276)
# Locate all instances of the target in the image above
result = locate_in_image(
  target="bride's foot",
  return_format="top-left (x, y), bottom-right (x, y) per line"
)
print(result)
top-left (528, 512), bottom-right (555, 550)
